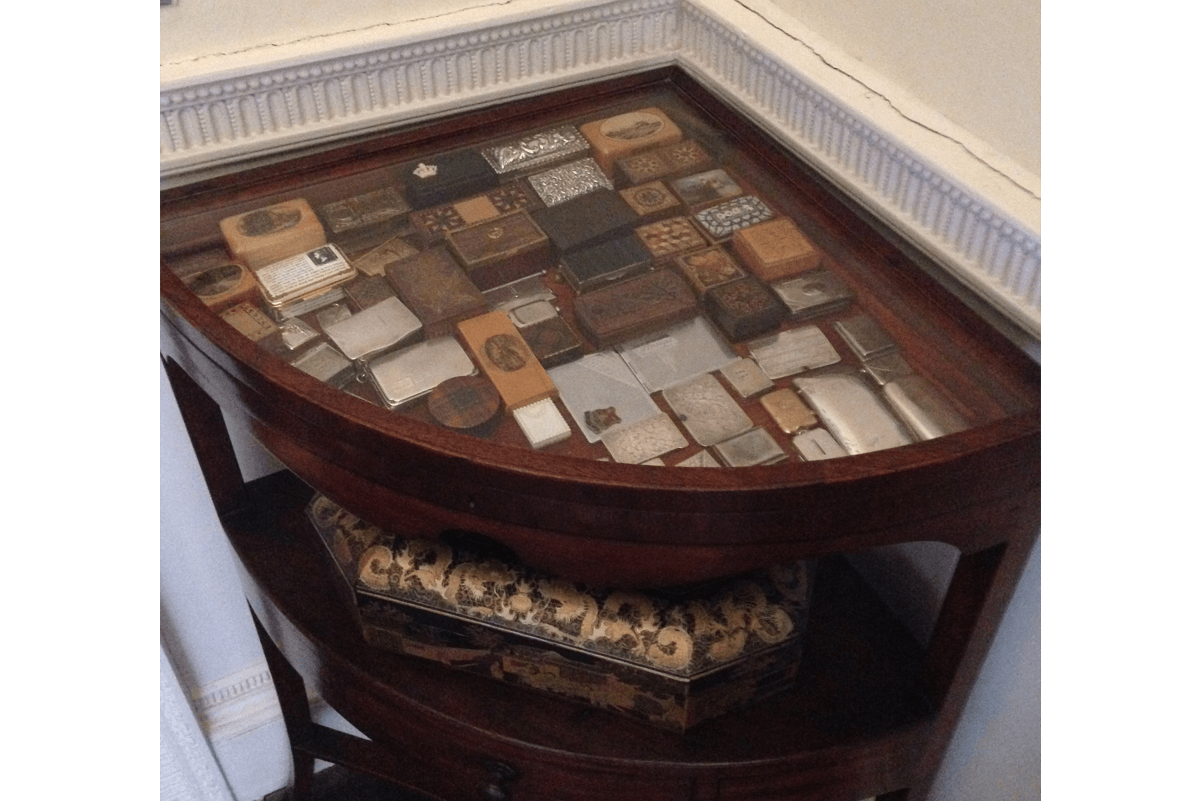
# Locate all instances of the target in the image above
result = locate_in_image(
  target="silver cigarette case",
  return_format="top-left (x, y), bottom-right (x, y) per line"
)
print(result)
top-left (676, 449), bottom-right (721, 468)
top-left (772, 269), bottom-right (854, 320)
top-left (793, 428), bottom-right (848, 461)
top-left (793, 373), bottom-right (913, 455)
top-left (547, 350), bottom-right (660, 443)
top-left (324, 296), bottom-right (422, 362)
top-left (601, 412), bottom-right (689, 464)
top-left (662, 374), bottom-right (753, 447)
top-left (747, 326), bottom-right (841, 379)
top-left (882, 375), bottom-right (969, 440)
top-left (482, 273), bottom-right (554, 311)
top-left (861, 352), bottom-right (914, 386)
top-left (367, 336), bottom-right (477, 409)
top-left (834, 315), bottom-right (897, 361)
top-left (719, 358), bottom-right (776, 398)
top-left (712, 427), bottom-right (788, 467)
top-left (616, 316), bottom-right (738, 394)
top-left (290, 341), bottom-right (355, 387)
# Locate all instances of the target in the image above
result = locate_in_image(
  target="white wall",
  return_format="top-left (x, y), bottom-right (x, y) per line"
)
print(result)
top-left (767, 0), bottom-right (1040, 177)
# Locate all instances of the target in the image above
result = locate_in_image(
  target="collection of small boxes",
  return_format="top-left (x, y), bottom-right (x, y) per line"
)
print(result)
top-left (173, 103), bottom-right (969, 464)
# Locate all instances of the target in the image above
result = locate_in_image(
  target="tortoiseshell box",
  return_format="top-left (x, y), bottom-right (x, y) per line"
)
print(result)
top-left (307, 493), bottom-right (813, 732)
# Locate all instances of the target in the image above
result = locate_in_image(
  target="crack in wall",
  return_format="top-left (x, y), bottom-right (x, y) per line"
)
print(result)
top-left (730, 0), bottom-right (1040, 202)
top-left (161, 0), bottom-right (523, 68)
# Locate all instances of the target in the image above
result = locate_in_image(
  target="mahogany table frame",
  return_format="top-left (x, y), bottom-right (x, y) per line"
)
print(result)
top-left (161, 68), bottom-right (1040, 801)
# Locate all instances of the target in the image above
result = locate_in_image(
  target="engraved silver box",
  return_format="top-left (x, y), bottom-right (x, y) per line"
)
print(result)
top-left (367, 337), bottom-right (477, 409)
top-left (290, 341), bottom-right (355, 387)
top-left (616, 316), bottom-right (739, 394)
top-left (720, 358), bottom-right (776, 398)
top-left (712, 427), bottom-right (788, 467)
top-left (601, 412), bottom-right (689, 464)
top-left (662, 374), bottom-right (753, 447)
top-left (747, 326), bottom-right (841, 379)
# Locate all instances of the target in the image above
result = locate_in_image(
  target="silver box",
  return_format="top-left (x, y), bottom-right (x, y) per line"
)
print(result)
top-left (793, 373), bottom-right (913, 455)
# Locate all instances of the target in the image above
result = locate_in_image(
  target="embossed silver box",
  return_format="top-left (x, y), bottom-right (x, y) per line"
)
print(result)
top-left (308, 494), bottom-right (814, 732)
top-left (528, 158), bottom-right (614, 206)
top-left (481, 125), bottom-right (590, 175)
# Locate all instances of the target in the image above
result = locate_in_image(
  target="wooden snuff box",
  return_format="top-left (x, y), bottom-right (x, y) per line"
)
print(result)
top-left (731, 217), bottom-right (823, 282)
top-left (445, 210), bottom-right (551, 291)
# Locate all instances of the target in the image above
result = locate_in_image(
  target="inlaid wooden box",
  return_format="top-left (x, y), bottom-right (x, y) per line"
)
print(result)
top-left (308, 494), bottom-right (813, 732)
top-left (445, 210), bottom-right (552, 291)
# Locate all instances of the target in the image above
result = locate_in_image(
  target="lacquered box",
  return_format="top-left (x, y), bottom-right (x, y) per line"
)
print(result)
top-left (531, 190), bottom-right (639, 254)
top-left (399, 149), bottom-right (500, 209)
top-left (573, 269), bottom-right (699, 346)
top-left (307, 493), bottom-right (813, 732)
top-left (445, 210), bottom-right (552, 291)
top-left (559, 233), bottom-right (654, 293)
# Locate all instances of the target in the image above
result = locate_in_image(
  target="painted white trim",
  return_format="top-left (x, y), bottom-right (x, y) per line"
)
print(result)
top-left (161, 646), bottom-right (237, 801)
top-left (191, 661), bottom-right (283, 742)
top-left (160, 0), bottom-right (1040, 336)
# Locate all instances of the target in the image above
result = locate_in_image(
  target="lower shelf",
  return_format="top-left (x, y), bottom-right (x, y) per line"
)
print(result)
top-left (226, 471), bottom-right (935, 801)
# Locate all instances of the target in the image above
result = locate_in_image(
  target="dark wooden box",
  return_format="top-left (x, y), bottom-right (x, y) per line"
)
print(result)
top-left (704, 276), bottom-right (788, 341)
top-left (560, 233), bottom-right (654, 293)
top-left (384, 247), bottom-right (489, 338)
top-left (573, 269), bottom-right (699, 347)
top-left (308, 494), bottom-right (813, 732)
top-left (445, 210), bottom-right (552, 291)
top-left (531, 190), bottom-right (640, 254)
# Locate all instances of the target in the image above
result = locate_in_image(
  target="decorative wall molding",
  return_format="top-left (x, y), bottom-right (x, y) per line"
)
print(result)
top-left (161, 646), bottom-right (237, 801)
top-left (160, 0), bottom-right (1040, 337)
top-left (190, 661), bottom-right (283, 742)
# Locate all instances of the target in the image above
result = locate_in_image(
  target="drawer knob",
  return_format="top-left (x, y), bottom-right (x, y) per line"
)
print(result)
top-left (477, 760), bottom-right (518, 801)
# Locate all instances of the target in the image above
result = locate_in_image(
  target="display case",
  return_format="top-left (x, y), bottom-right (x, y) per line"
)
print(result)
top-left (161, 67), bottom-right (1039, 801)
